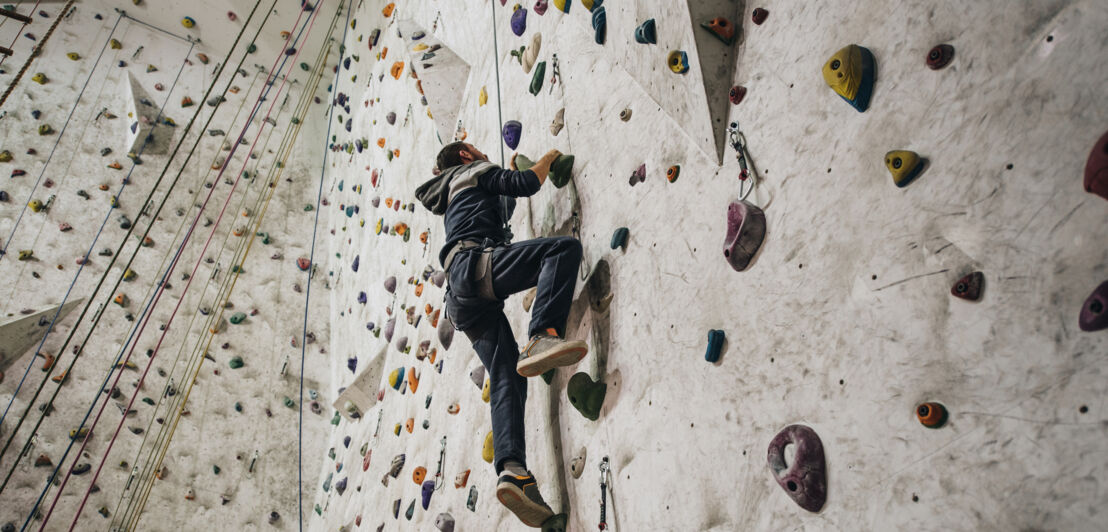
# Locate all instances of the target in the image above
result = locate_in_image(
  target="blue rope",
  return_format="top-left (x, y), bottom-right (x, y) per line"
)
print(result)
top-left (16, 3), bottom-right (314, 526)
top-left (0, 14), bottom-right (122, 263)
top-left (300, 2), bottom-right (353, 528)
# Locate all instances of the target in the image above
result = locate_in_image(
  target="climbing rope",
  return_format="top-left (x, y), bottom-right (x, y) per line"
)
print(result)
top-left (0, 0), bottom-right (75, 109)
top-left (0, 0), bottom-right (271, 506)
top-left (55, 5), bottom-right (322, 529)
top-left (299, 1), bottom-right (353, 528)
top-left (0, 28), bottom-right (194, 476)
top-left (0, 0), bottom-right (43, 70)
top-left (0, 14), bottom-right (122, 263)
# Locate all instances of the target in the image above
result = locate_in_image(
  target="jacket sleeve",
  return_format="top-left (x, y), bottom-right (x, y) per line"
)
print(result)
top-left (477, 168), bottom-right (541, 197)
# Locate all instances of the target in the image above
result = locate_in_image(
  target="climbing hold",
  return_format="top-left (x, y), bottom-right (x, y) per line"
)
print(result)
top-left (28, 199), bottom-right (44, 213)
top-left (541, 513), bottom-right (568, 532)
top-left (454, 469), bottom-right (470, 488)
top-left (916, 402), bottom-right (948, 428)
top-left (767, 424), bottom-right (827, 512)
top-left (67, 52), bottom-right (80, 60)
top-left (31, 73), bottom-right (47, 84)
top-left (629, 163), bottom-right (646, 186)
top-left (196, 52), bottom-right (209, 64)
top-left (386, 111), bottom-right (396, 125)
top-left (700, 17), bottom-right (736, 45)
top-left (548, 154), bottom-right (575, 188)
top-left (592, 6), bottom-right (606, 44)
top-left (38, 124), bottom-right (55, 135)
top-left (752, 8), bottom-right (769, 25)
top-left (229, 357), bottom-right (244, 369)
top-left (667, 51), bottom-right (689, 74)
top-left (529, 61), bottom-right (546, 95)
top-left (405, 418), bottom-right (415, 433)
top-left (0, 150), bottom-right (10, 162)
top-left (435, 512), bottom-right (456, 532)
top-left (823, 44), bottom-right (876, 113)
top-left (619, 108), bottom-right (631, 121)
top-left (926, 44), bottom-right (954, 70)
top-left (482, 431), bottom-right (494, 463)
top-left (479, 86), bottom-right (488, 106)
top-left (522, 33), bottom-right (542, 73)
top-left (447, 402), bottom-right (460, 415)
top-left (181, 16), bottom-right (196, 28)
top-left (11, 169), bottom-right (25, 177)
top-left (382, 2), bottom-right (395, 16)
top-left (1079, 280), bottom-right (1108, 332)
top-left (534, 0), bottom-right (549, 16)
top-left (502, 120), bottom-right (522, 150)
top-left (110, 38), bottom-right (122, 49)
top-left (388, 367), bottom-right (405, 390)
top-left (704, 329), bottom-right (725, 363)
top-left (723, 200), bottom-right (766, 272)
top-left (470, 366), bottom-right (485, 389)
top-left (146, 64), bottom-right (158, 73)
top-left (405, 499), bottom-right (416, 520)
top-left (570, 447), bottom-right (586, 478)
top-left (1084, 130), bottom-right (1108, 201)
top-left (482, 378), bottom-right (491, 403)
top-left (384, 276), bottom-right (397, 293)
top-left (229, 312), bottom-right (247, 324)
top-left (552, 0), bottom-right (570, 13)
top-left (384, 318), bottom-right (396, 342)
top-left (567, 373), bottom-right (605, 420)
top-left (634, 19), bottom-right (656, 44)
top-left (421, 479), bottom-right (437, 509)
top-left (35, 454), bottom-right (53, 467)
top-left (408, 366), bottom-right (420, 392)
top-left (390, 62), bottom-right (404, 79)
top-left (297, 258), bottom-right (311, 271)
top-left (412, 466), bottom-right (427, 485)
top-left (951, 272), bottom-right (985, 301)
top-left (666, 165), bottom-right (680, 183)
top-left (885, 150), bottom-right (925, 187)
top-left (550, 108), bottom-right (565, 136)
top-left (610, 227), bottom-right (629, 250)
top-left (729, 85), bottom-right (747, 105)
top-left (511, 6), bottom-right (527, 36)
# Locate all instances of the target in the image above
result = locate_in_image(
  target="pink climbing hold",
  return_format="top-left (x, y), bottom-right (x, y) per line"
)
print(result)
top-left (297, 258), bottom-right (311, 271)
top-left (629, 164), bottom-right (646, 186)
top-left (227, 11), bottom-right (237, 21)
top-left (723, 200), bottom-right (766, 272)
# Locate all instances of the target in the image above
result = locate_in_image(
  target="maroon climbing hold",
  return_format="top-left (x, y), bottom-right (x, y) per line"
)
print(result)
top-left (723, 200), bottom-right (766, 271)
top-left (950, 271), bottom-right (984, 301)
top-left (729, 85), bottom-right (747, 105)
top-left (925, 44), bottom-right (955, 70)
top-left (297, 258), bottom-right (311, 271)
top-left (629, 164), bottom-right (645, 186)
top-left (1083, 129), bottom-right (1108, 201)
top-left (767, 424), bottom-right (826, 513)
top-left (1079, 280), bottom-right (1107, 332)
top-left (751, 8), bottom-right (768, 25)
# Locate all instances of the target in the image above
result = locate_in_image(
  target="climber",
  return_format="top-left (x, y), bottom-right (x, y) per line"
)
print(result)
top-left (416, 142), bottom-right (587, 528)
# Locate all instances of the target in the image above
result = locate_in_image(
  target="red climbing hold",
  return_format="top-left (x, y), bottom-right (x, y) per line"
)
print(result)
top-left (951, 272), bottom-right (984, 301)
top-left (1084, 130), bottom-right (1108, 201)
top-left (926, 44), bottom-right (955, 70)
top-left (729, 85), bottom-right (746, 105)
top-left (767, 424), bottom-right (826, 512)
top-left (297, 258), bottom-right (311, 271)
top-left (751, 8), bottom-right (769, 25)
top-left (723, 200), bottom-right (766, 272)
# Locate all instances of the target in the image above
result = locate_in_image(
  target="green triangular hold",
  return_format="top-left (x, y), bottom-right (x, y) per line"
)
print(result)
top-left (549, 154), bottom-right (575, 188)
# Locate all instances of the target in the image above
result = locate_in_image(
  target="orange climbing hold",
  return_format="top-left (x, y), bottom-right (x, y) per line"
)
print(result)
top-left (455, 469), bottom-right (470, 488)
top-left (385, 197), bottom-right (393, 208)
top-left (414, 283), bottom-right (424, 297)
top-left (232, 227), bottom-right (245, 236)
top-left (408, 367), bottom-right (420, 393)
top-left (377, 138), bottom-right (386, 148)
top-left (41, 353), bottom-right (55, 371)
top-left (107, 162), bottom-right (122, 170)
top-left (430, 309), bottom-right (440, 328)
top-left (114, 293), bottom-right (128, 306)
top-left (382, 2), bottom-right (395, 16)
top-left (412, 466), bottom-right (427, 485)
top-left (52, 370), bottom-right (68, 383)
top-left (390, 62), bottom-right (405, 80)
top-left (392, 149), bottom-right (400, 158)
top-left (405, 417), bottom-right (415, 433)
top-left (393, 222), bottom-right (408, 235)
top-left (916, 402), bottom-right (947, 428)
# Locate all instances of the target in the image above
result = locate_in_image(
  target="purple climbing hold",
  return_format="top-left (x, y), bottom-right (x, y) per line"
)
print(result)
top-left (502, 120), bottom-right (522, 150)
top-left (384, 318), bottom-right (396, 342)
top-left (629, 163), bottom-right (646, 186)
top-left (335, 477), bottom-right (347, 495)
top-left (1079, 280), bottom-right (1107, 332)
top-left (343, 435), bottom-right (351, 448)
top-left (347, 356), bottom-right (358, 373)
top-left (767, 424), bottom-right (826, 512)
top-left (352, 256), bottom-right (359, 272)
top-left (533, 0), bottom-right (548, 16)
top-left (723, 200), bottom-right (766, 272)
top-left (421, 480), bottom-right (436, 509)
top-left (387, 112), bottom-right (396, 125)
top-left (438, 319), bottom-right (454, 350)
top-left (366, 321), bottom-right (375, 331)
top-left (357, 291), bottom-right (367, 304)
top-left (396, 336), bottom-right (408, 353)
top-left (511, 7), bottom-right (527, 36)
top-left (384, 276), bottom-right (397, 293)
top-left (0, 191), bottom-right (8, 202)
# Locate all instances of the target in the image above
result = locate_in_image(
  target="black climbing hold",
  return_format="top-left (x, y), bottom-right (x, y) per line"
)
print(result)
top-left (634, 19), bottom-right (656, 44)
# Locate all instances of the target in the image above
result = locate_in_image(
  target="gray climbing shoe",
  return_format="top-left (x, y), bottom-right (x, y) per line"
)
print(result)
top-left (496, 471), bottom-right (554, 527)
top-left (517, 329), bottom-right (587, 378)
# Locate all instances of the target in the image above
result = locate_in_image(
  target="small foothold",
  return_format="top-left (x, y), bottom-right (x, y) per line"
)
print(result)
top-left (629, 163), bottom-right (645, 186)
top-left (767, 424), bottom-right (827, 512)
top-left (469, 366), bottom-right (486, 389)
top-left (569, 447), bottom-right (586, 478)
top-left (412, 466), bottom-right (427, 485)
top-left (482, 431), bottom-right (495, 463)
top-left (723, 200), bottom-right (766, 272)
top-left (752, 8), bottom-right (769, 25)
top-left (502, 120), bottom-right (522, 150)
top-left (181, 16), bottom-right (196, 28)
top-left (729, 85), bottom-right (747, 105)
top-left (926, 44), bottom-right (954, 70)
top-left (666, 165), bottom-right (681, 183)
top-left (296, 258), bottom-right (311, 271)
top-left (951, 272), bottom-right (984, 301)
top-left (700, 17), bottom-right (736, 45)
top-left (567, 372), bottom-right (606, 421)
top-left (455, 469), bottom-right (471, 488)
top-left (705, 329), bottom-right (725, 362)
top-left (229, 356), bottom-right (244, 369)
top-left (884, 150), bottom-right (926, 187)
top-left (634, 19), bottom-right (656, 44)
top-left (619, 108), bottom-right (631, 121)
top-left (610, 227), bottom-right (629, 250)
top-left (667, 50), bottom-right (689, 74)
top-left (917, 402), bottom-right (948, 428)
top-left (1079, 280), bottom-right (1108, 332)
top-left (823, 44), bottom-right (877, 112)
top-left (1083, 130), bottom-right (1108, 201)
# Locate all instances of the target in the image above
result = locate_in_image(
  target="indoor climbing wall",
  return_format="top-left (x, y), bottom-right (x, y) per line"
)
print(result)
top-left (316, 0), bottom-right (1108, 531)
top-left (0, 0), bottom-right (341, 529)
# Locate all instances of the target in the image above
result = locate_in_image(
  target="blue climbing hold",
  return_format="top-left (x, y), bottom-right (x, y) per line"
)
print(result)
top-left (634, 19), bottom-right (656, 44)
top-left (502, 120), bottom-right (522, 150)
top-left (610, 227), bottom-right (628, 250)
top-left (592, 6), bottom-right (606, 44)
top-left (510, 7), bottom-right (527, 36)
top-left (705, 329), bottom-right (725, 363)
top-left (352, 256), bottom-right (359, 272)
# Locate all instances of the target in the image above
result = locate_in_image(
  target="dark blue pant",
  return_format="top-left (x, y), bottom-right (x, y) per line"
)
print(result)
top-left (451, 236), bottom-right (582, 473)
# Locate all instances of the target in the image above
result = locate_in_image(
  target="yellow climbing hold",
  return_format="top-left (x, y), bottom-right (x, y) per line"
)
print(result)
top-left (482, 431), bottom-right (494, 463)
top-left (479, 86), bottom-right (487, 106)
top-left (581, 0), bottom-right (595, 10)
top-left (553, 0), bottom-right (570, 13)
top-left (482, 378), bottom-right (490, 403)
top-left (375, 218), bottom-right (384, 235)
top-left (28, 200), bottom-right (44, 212)
top-left (31, 73), bottom-right (48, 84)
top-left (413, 43), bottom-right (428, 52)
top-left (123, 269), bottom-right (137, 281)
top-left (181, 16), bottom-right (196, 29)
top-left (67, 52), bottom-right (80, 60)
top-left (109, 39), bottom-right (122, 50)
top-left (0, 150), bottom-right (11, 162)
top-left (18, 250), bottom-right (33, 261)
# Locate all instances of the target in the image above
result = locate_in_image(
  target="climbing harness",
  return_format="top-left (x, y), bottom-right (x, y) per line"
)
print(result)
top-left (599, 456), bottom-right (610, 530)
top-left (727, 121), bottom-right (757, 201)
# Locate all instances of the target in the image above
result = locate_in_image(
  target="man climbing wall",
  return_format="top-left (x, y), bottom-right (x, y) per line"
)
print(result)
top-left (415, 141), bottom-right (587, 528)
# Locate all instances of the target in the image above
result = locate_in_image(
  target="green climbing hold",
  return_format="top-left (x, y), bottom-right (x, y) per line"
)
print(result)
top-left (229, 356), bottom-right (244, 369)
top-left (300, 62), bottom-right (310, 71)
top-left (231, 265), bottom-right (244, 273)
top-left (549, 154), bottom-right (575, 188)
top-left (213, 465), bottom-right (221, 474)
top-left (234, 402), bottom-right (242, 412)
top-left (247, 43), bottom-right (257, 54)
top-left (314, 504), bottom-right (322, 515)
top-left (304, 204), bottom-right (314, 211)
top-left (142, 397), bottom-right (155, 405)
top-left (567, 372), bottom-right (606, 421)
top-left (331, 411), bottom-right (341, 425)
top-left (283, 396), bottom-right (296, 408)
top-left (229, 312), bottom-right (247, 324)
top-left (515, 154), bottom-right (536, 172)
top-left (529, 61), bottom-right (546, 96)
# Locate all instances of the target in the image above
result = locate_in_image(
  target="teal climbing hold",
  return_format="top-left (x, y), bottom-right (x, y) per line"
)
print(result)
top-left (331, 411), bottom-right (341, 425)
top-left (284, 396), bottom-right (296, 408)
top-left (229, 312), bottom-right (246, 324)
top-left (234, 402), bottom-right (242, 412)
top-left (405, 499), bottom-right (416, 520)
top-left (705, 329), bottom-right (724, 362)
top-left (529, 61), bottom-right (546, 95)
top-left (634, 19), bottom-right (656, 44)
top-left (229, 356), bottom-right (244, 369)
top-left (610, 227), bottom-right (629, 250)
top-left (142, 397), bottom-right (155, 405)
top-left (213, 465), bottom-right (221, 474)
top-left (591, 6), bottom-right (606, 44)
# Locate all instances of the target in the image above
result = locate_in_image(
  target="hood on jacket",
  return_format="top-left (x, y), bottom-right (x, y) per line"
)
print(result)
top-left (415, 161), bottom-right (497, 215)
